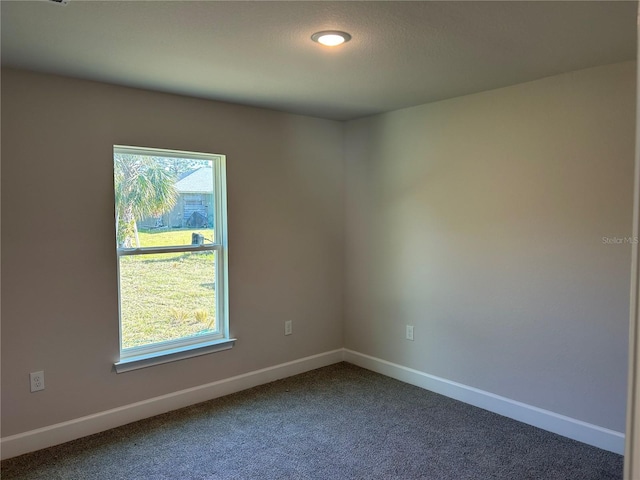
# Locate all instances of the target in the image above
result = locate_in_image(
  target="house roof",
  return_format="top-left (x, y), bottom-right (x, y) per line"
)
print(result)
top-left (174, 167), bottom-right (213, 194)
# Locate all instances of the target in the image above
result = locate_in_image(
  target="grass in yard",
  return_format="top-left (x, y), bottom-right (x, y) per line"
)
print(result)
top-left (119, 228), bottom-right (217, 349)
top-left (138, 228), bottom-right (214, 248)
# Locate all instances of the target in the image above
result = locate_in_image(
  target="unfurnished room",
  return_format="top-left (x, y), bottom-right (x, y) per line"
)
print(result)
top-left (2, 1), bottom-right (640, 479)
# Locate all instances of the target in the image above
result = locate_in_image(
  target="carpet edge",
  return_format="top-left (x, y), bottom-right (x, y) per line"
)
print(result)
top-left (0, 349), bottom-right (345, 460)
top-left (343, 349), bottom-right (625, 454)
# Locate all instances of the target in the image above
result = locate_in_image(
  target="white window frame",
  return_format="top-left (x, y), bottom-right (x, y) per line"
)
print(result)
top-left (113, 145), bottom-right (233, 373)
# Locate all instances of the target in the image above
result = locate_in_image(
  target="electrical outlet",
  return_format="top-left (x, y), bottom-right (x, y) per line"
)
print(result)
top-left (30, 371), bottom-right (45, 392)
top-left (285, 320), bottom-right (292, 336)
top-left (406, 325), bottom-right (414, 341)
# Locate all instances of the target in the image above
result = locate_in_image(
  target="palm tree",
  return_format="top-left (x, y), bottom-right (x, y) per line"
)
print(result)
top-left (114, 154), bottom-right (177, 247)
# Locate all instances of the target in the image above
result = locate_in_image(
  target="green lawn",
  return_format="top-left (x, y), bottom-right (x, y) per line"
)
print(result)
top-left (119, 228), bottom-right (217, 350)
top-left (137, 228), bottom-right (214, 248)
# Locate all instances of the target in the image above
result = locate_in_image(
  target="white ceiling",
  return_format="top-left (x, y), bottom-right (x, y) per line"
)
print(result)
top-left (1, 0), bottom-right (636, 121)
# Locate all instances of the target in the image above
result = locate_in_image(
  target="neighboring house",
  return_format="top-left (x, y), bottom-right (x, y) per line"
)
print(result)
top-left (139, 167), bottom-right (214, 229)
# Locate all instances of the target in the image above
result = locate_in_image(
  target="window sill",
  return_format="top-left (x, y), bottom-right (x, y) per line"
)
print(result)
top-left (114, 338), bottom-right (236, 373)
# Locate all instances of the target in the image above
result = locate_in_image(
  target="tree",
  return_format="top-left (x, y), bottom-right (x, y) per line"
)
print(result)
top-left (114, 154), bottom-right (177, 247)
top-left (154, 156), bottom-right (207, 178)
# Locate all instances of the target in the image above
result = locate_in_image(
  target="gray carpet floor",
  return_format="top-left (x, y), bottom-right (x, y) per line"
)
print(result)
top-left (0, 362), bottom-right (624, 479)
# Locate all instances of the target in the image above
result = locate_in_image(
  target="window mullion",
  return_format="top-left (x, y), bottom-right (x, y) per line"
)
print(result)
top-left (118, 244), bottom-right (219, 257)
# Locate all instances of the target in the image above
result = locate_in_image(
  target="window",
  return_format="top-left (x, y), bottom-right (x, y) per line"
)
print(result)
top-left (113, 145), bottom-right (232, 372)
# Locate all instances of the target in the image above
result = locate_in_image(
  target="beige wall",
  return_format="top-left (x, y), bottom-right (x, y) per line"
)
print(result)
top-left (2, 61), bottom-right (635, 440)
top-left (1, 69), bottom-right (345, 436)
top-left (344, 61), bottom-right (636, 432)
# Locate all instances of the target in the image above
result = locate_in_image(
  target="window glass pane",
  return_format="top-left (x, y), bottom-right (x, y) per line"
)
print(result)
top-left (114, 153), bottom-right (216, 248)
top-left (119, 251), bottom-right (217, 350)
top-left (137, 228), bottom-right (215, 248)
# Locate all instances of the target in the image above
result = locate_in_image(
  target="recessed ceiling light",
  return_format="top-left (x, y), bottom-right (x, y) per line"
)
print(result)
top-left (311, 31), bottom-right (352, 47)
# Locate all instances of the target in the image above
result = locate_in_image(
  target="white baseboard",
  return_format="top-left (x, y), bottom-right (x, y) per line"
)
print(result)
top-left (343, 349), bottom-right (625, 454)
top-left (0, 349), bottom-right (344, 460)
top-left (2, 348), bottom-right (625, 460)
